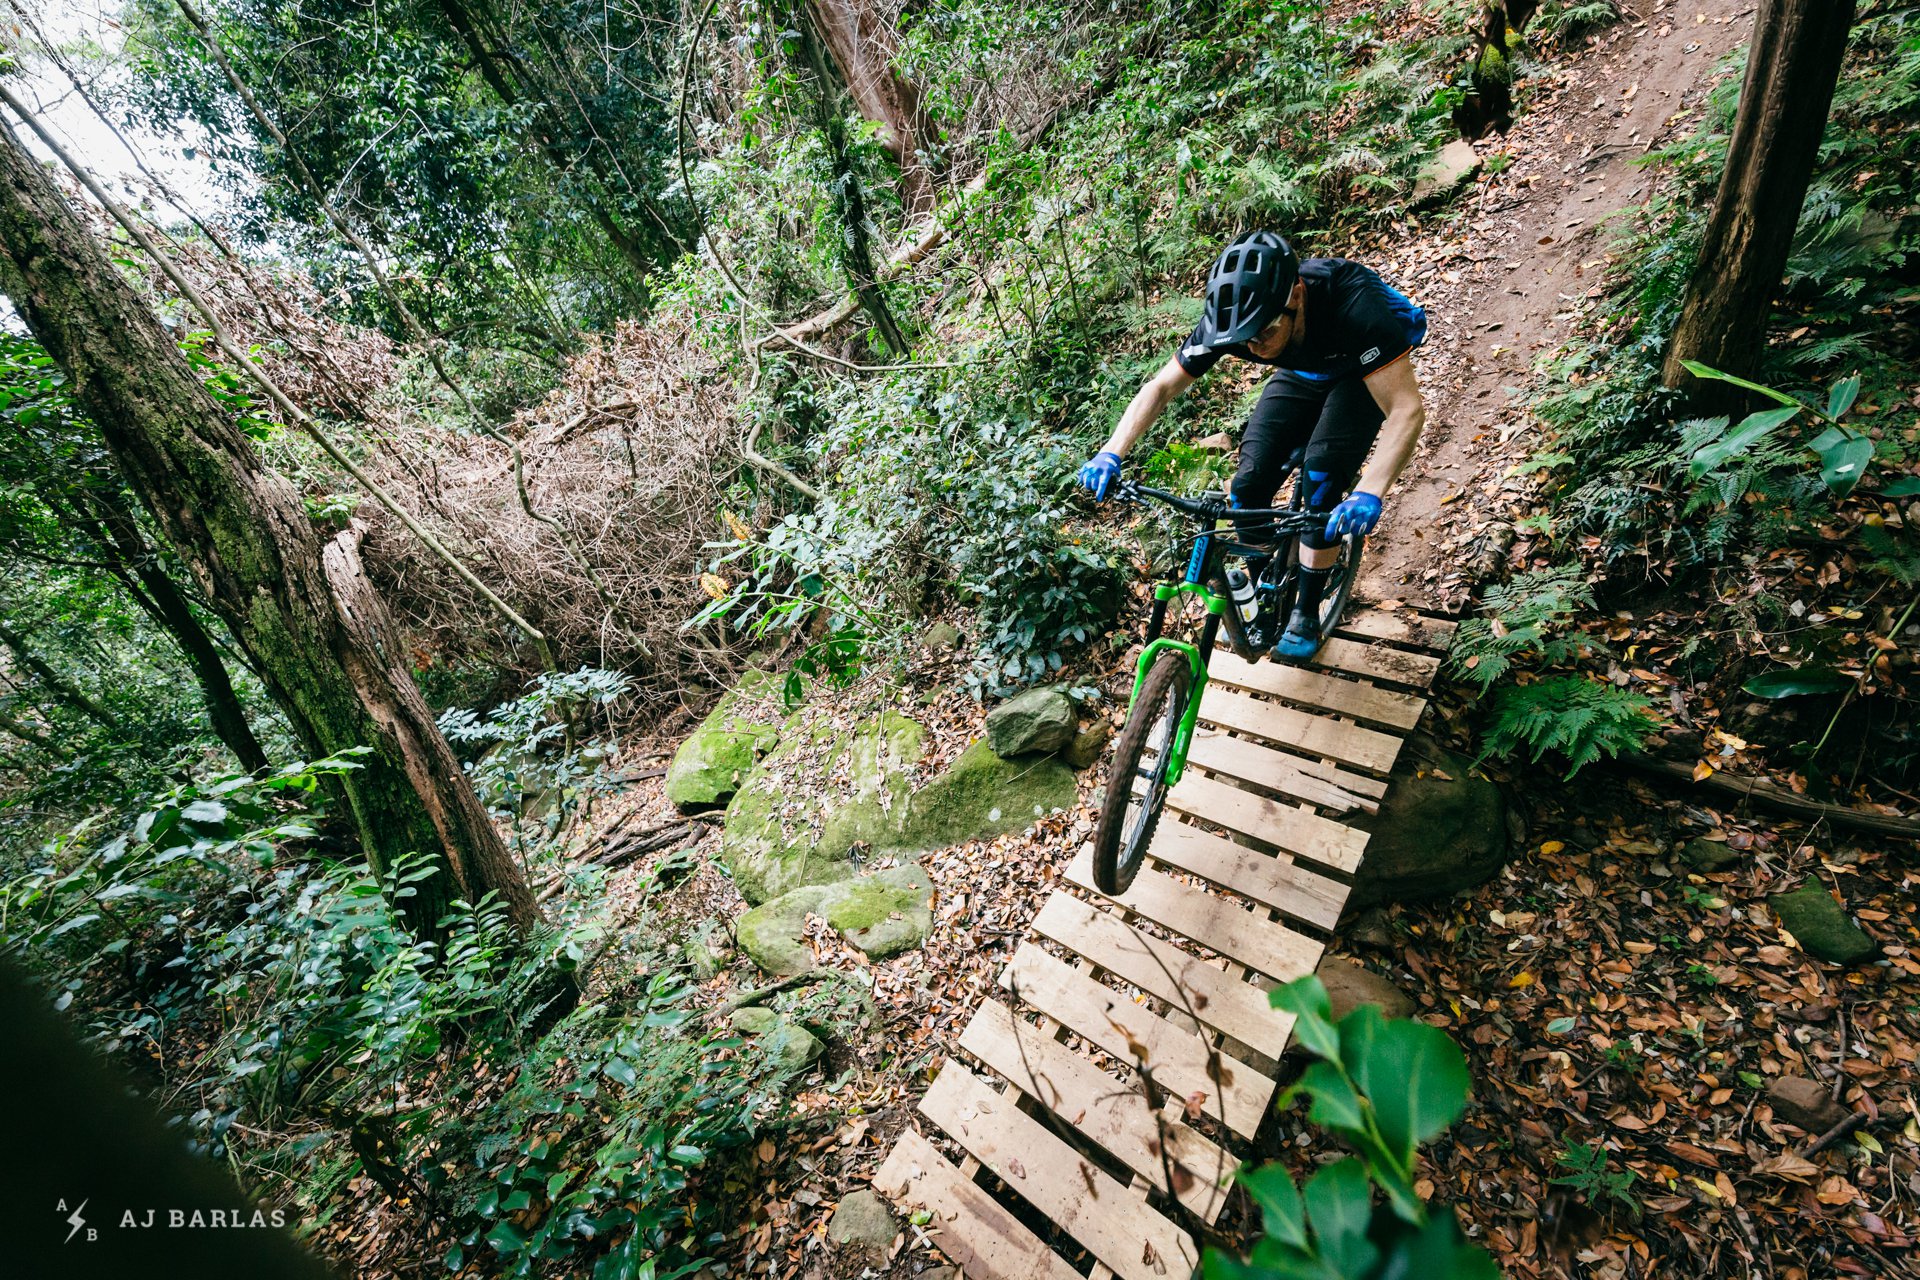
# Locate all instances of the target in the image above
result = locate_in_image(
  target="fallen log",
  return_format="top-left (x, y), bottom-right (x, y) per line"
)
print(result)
top-left (1623, 754), bottom-right (1920, 841)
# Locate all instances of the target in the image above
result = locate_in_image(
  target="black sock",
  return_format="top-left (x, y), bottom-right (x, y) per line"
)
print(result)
top-left (1291, 565), bottom-right (1330, 622)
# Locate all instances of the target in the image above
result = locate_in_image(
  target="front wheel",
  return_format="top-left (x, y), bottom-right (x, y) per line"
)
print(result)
top-left (1091, 652), bottom-right (1193, 896)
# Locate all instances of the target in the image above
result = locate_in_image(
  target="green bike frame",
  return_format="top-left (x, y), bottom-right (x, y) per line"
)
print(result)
top-left (1125, 582), bottom-right (1218, 787)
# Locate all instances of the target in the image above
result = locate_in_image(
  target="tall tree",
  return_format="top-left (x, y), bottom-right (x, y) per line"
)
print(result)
top-left (0, 122), bottom-right (537, 933)
top-left (1660, 0), bottom-right (1859, 400)
top-left (805, 0), bottom-right (940, 212)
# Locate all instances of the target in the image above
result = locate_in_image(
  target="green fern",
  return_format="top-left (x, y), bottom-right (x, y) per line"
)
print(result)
top-left (1484, 676), bottom-right (1660, 777)
top-left (1449, 566), bottom-right (1597, 691)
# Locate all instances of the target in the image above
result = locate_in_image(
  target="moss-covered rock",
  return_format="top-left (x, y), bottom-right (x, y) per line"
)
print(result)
top-left (1348, 741), bottom-right (1509, 909)
top-left (736, 863), bottom-right (935, 974)
top-left (1771, 883), bottom-right (1878, 966)
top-left (985, 686), bottom-right (1076, 757)
top-left (729, 1006), bottom-right (823, 1071)
top-left (900, 739), bottom-right (1078, 848)
top-left (665, 669), bottom-right (787, 810)
top-left (720, 711), bottom-right (926, 904)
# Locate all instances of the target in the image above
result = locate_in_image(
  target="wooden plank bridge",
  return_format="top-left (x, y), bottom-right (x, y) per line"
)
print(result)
top-left (873, 607), bottom-right (1455, 1279)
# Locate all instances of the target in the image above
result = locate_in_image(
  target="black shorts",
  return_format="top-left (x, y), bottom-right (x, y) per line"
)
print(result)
top-left (1228, 371), bottom-right (1383, 545)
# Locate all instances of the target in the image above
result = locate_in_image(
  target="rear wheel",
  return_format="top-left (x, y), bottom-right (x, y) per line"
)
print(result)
top-left (1091, 651), bottom-right (1193, 896)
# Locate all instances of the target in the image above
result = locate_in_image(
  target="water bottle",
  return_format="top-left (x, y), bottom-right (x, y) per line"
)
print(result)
top-left (1227, 568), bottom-right (1258, 624)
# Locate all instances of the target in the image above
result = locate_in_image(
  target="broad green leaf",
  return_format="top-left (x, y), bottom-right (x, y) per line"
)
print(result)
top-left (1237, 1163), bottom-right (1308, 1250)
top-left (486, 1220), bottom-right (526, 1252)
top-left (1742, 667), bottom-right (1854, 699)
top-left (1343, 1007), bottom-right (1472, 1166)
top-left (1202, 1243), bottom-right (1333, 1280)
top-left (1882, 476), bottom-right (1920, 496)
top-left (1679, 360), bottom-right (1803, 406)
top-left (1687, 406), bottom-right (1799, 478)
top-left (1812, 432), bottom-right (1875, 497)
top-left (1292, 1060), bottom-right (1366, 1135)
top-left (1273, 975), bottom-right (1342, 1060)
top-left (1303, 1159), bottom-right (1379, 1278)
top-left (1376, 1212), bottom-right (1503, 1280)
top-left (1547, 1016), bottom-right (1577, 1034)
top-left (1825, 373), bottom-right (1861, 420)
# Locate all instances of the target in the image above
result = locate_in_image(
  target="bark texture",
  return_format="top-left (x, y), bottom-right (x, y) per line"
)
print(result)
top-left (0, 124), bottom-right (535, 932)
top-left (1660, 0), bottom-right (1858, 400)
top-left (806, 0), bottom-right (940, 212)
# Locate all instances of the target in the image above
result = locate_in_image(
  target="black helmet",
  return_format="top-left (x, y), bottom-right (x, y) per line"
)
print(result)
top-left (1196, 231), bottom-right (1299, 350)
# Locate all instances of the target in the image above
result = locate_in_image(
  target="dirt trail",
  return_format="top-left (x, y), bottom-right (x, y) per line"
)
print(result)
top-left (1355, 0), bottom-right (1755, 614)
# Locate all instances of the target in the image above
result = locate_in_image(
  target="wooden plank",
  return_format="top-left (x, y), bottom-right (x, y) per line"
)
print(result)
top-left (1209, 649), bottom-right (1426, 731)
top-left (1166, 771), bottom-right (1370, 875)
top-left (1335, 609), bottom-right (1457, 653)
top-left (958, 998), bottom-right (1233, 1223)
top-left (1064, 851), bottom-right (1324, 989)
top-left (1000, 942), bottom-right (1274, 1139)
top-left (1147, 818), bottom-right (1349, 932)
top-left (1186, 727), bottom-right (1383, 815)
top-left (920, 1062), bottom-right (1200, 1280)
top-left (1198, 684), bottom-right (1402, 774)
top-left (874, 1128), bottom-right (1081, 1280)
top-left (1312, 637), bottom-right (1443, 690)
top-left (1033, 891), bottom-right (1293, 1059)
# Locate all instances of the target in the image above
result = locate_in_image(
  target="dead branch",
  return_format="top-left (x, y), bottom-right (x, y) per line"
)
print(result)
top-left (1623, 754), bottom-right (1920, 841)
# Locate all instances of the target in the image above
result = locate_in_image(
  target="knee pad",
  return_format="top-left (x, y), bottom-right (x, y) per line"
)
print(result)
top-left (1302, 469), bottom-right (1341, 509)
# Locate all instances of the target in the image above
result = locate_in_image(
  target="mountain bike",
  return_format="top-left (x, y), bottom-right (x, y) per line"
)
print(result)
top-left (1090, 462), bottom-right (1364, 895)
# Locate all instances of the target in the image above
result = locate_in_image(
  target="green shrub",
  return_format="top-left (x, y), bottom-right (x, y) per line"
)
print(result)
top-left (1205, 975), bottom-right (1495, 1280)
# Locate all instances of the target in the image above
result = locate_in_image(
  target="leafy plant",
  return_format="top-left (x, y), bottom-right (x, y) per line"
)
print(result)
top-left (1449, 565), bottom-right (1598, 691)
top-left (1204, 975), bottom-right (1495, 1280)
top-left (1552, 1141), bottom-right (1639, 1217)
top-left (1483, 675), bottom-right (1659, 777)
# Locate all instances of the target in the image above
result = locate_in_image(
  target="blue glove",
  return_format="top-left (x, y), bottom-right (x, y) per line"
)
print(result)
top-left (1325, 491), bottom-right (1382, 538)
top-left (1078, 450), bottom-right (1123, 502)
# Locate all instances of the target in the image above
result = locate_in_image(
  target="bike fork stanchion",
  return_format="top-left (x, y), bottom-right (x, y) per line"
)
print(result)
top-left (1128, 583), bottom-right (1216, 788)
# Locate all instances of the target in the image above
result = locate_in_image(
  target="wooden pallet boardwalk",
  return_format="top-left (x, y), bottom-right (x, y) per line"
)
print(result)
top-left (873, 606), bottom-right (1454, 1278)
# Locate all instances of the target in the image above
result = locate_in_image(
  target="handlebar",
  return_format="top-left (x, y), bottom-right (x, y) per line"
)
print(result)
top-left (1118, 481), bottom-right (1321, 532)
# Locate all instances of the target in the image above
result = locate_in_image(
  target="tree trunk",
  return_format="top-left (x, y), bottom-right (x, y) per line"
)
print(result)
top-left (1660, 0), bottom-right (1857, 403)
top-left (0, 123), bottom-right (536, 934)
top-left (793, 6), bottom-right (911, 355)
top-left (805, 0), bottom-right (940, 213)
top-left (80, 489), bottom-right (272, 773)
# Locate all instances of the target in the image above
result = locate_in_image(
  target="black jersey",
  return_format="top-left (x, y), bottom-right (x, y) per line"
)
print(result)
top-left (1174, 258), bottom-right (1427, 384)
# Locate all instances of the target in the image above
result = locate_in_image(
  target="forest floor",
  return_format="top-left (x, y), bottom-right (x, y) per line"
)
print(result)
top-left (598, 6), bottom-right (1918, 1280)
top-left (330, 4), bottom-right (1920, 1278)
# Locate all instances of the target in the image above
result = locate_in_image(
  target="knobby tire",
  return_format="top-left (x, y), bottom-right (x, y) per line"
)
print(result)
top-left (1091, 651), bottom-right (1193, 896)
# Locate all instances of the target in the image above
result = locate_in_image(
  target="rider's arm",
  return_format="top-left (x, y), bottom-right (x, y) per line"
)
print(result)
top-left (1098, 357), bottom-right (1197, 459)
top-left (1354, 355), bottom-right (1426, 496)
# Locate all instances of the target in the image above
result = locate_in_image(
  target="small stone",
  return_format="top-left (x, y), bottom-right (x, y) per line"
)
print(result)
top-left (826, 1189), bottom-right (898, 1250)
top-left (1317, 957), bottom-right (1415, 1021)
top-left (923, 621), bottom-right (964, 653)
top-left (1680, 837), bottom-right (1740, 873)
top-left (730, 1006), bottom-right (781, 1036)
top-left (984, 686), bottom-right (1076, 757)
top-left (1767, 1075), bottom-right (1848, 1134)
top-left (1063, 719), bottom-right (1113, 770)
top-left (1770, 883), bottom-right (1878, 965)
top-left (1413, 138), bottom-right (1481, 205)
top-left (762, 1021), bottom-right (824, 1072)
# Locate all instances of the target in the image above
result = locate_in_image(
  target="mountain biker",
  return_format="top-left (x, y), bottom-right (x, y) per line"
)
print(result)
top-left (1076, 231), bottom-right (1428, 662)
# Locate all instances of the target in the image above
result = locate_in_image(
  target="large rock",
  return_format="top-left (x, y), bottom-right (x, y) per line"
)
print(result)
top-left (1770, 883), bottom-right (1878, 965)
top-left (1413, 139), bottom-right (1480, 205)
top-left (899, 739), bottom-right (1078, 848)
top-left (736, 863), bottom-right (936, 975)
top-left (1317, 957), bottom-right (1415, 1021)
top-left (827, 1189), bottom-right (899, 1250)
top-left (984, 687), bottom-right (1075, 757)
top-left (665, 669), bottom-right (786, 810)
top-left (720, 711), bottom-right (927, 904)
top-left (1347, 742), bottom-right (1509, 910)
